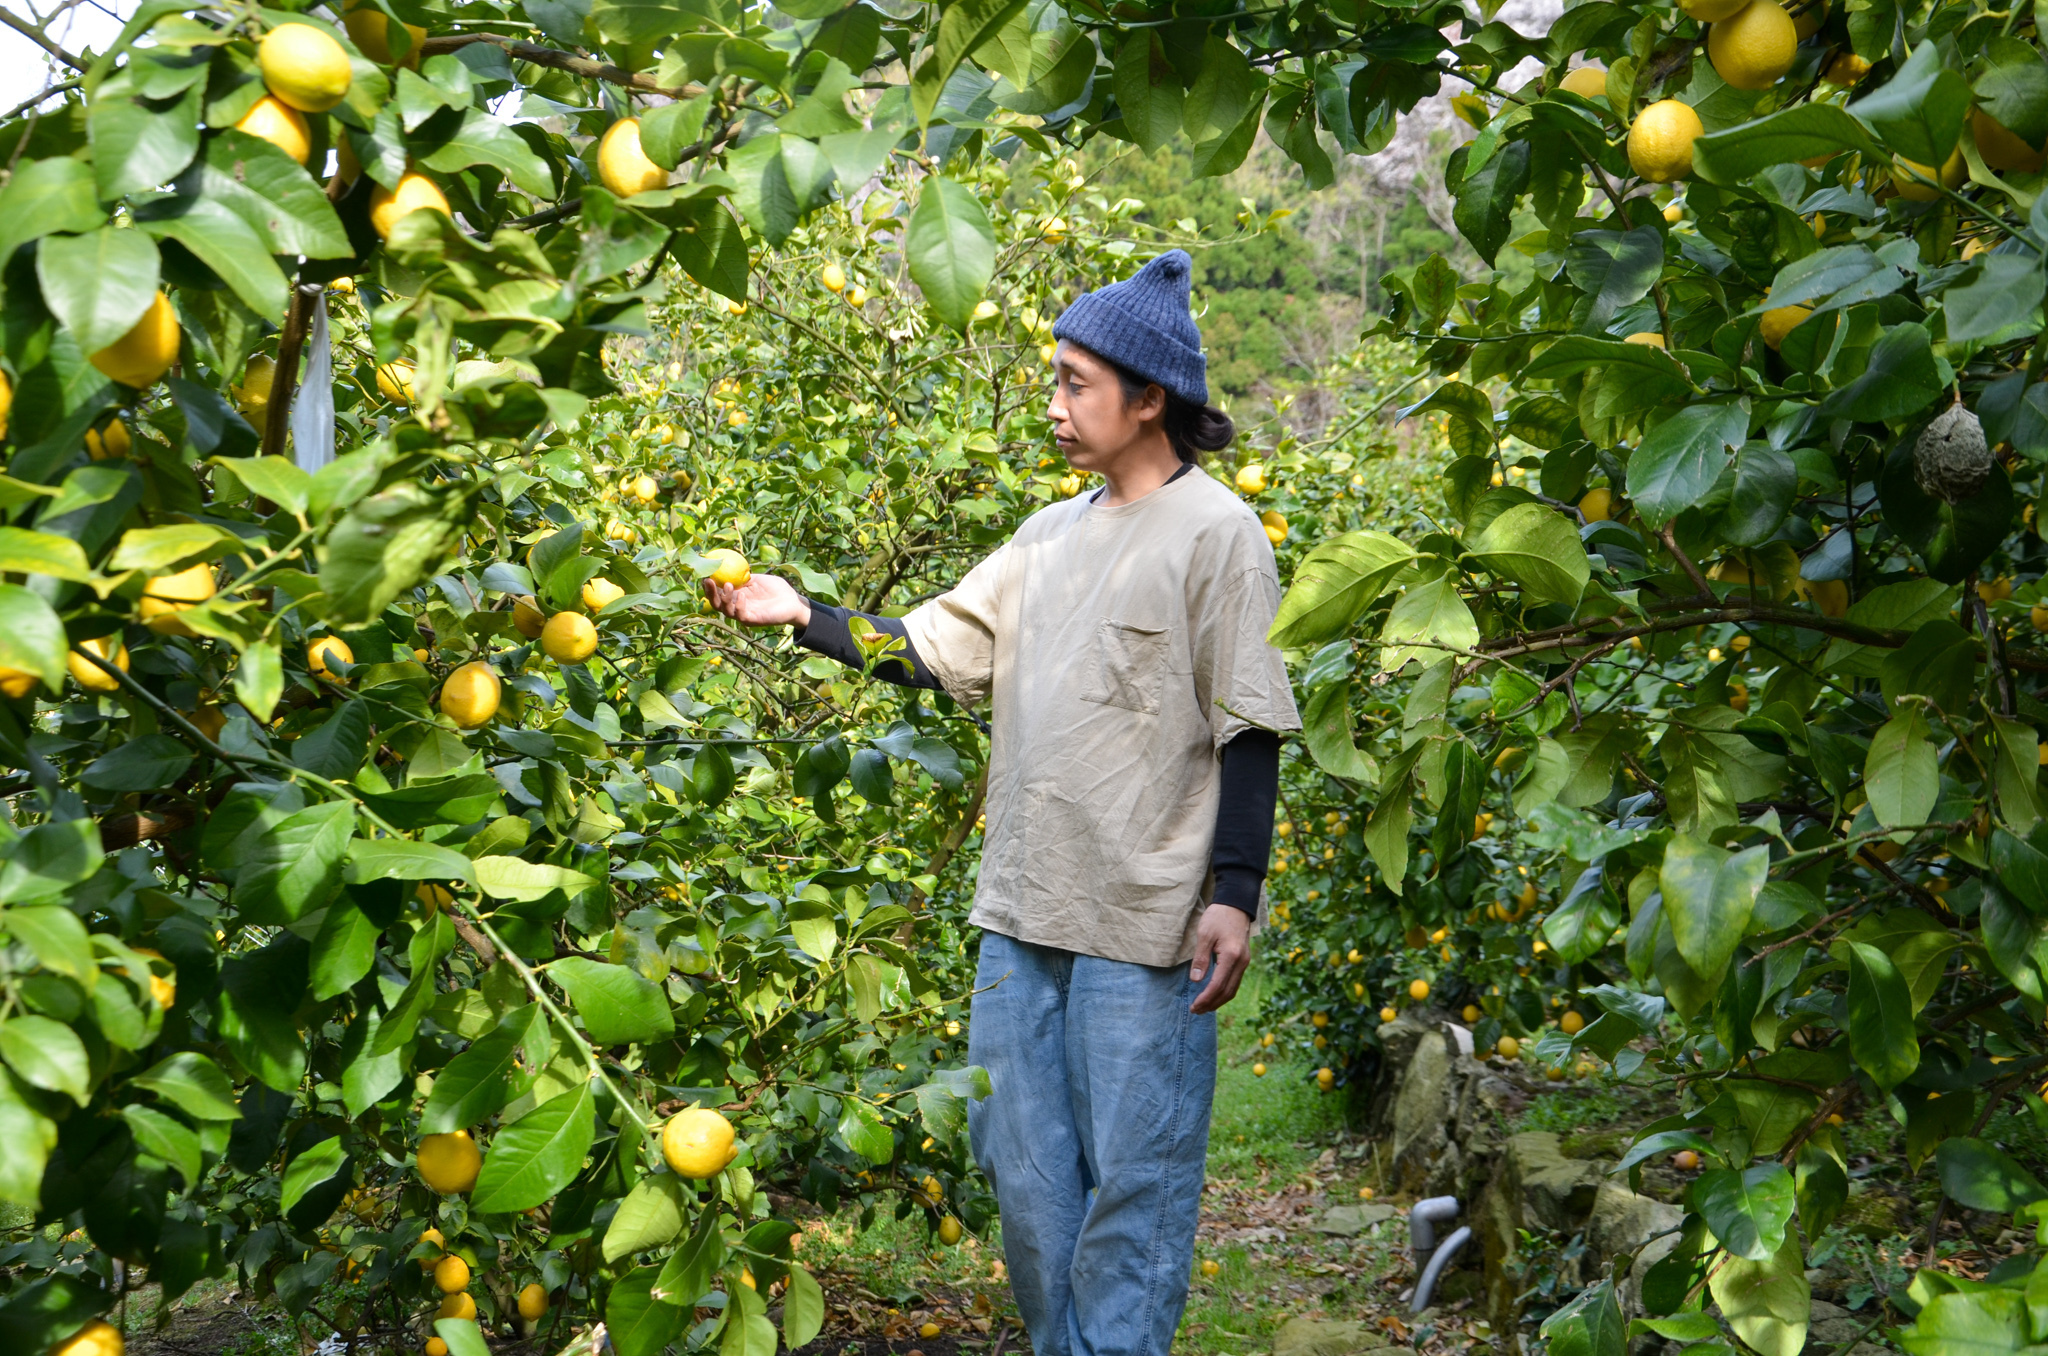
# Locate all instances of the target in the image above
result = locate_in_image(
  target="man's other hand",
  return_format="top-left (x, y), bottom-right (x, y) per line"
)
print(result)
top-left (704, 572), bottom-right (811, 629)
top-left (1189, 904), bottom-right (1251, 1014)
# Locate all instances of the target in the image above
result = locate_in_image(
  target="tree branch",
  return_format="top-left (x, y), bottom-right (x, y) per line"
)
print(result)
top-left (0, 8), bottom-right (86, 72)
top-left (421, 33), bottom-right (703, 100)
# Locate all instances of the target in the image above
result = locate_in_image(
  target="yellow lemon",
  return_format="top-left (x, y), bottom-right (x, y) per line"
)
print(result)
top-left (237, 355), bottom-right (276, 420)
top-left (1624, 332), bottom-right (1666, 348)
top-left (376, 361), bottom-right (416, 405)
top-left (582, 577), bottom-right (625, 612)
top-left (1496, 1035), bottom-right (1521, 1059)
top-left (1974, 108), bottom-right (2046, 173)
top-left (822, 261), bottom-right (848, 292)
top-left (437, 1293), bottom-right (477, 1321)
top-left (1462, 1004), bottom-right (1482, 1023)
top-left (1664, 202), bottom-right (1684, 222)
top-left (1708, 0), bottom-right (1796, 88)
top-left (427, 1340), bottom-right (450, 1356)
top-left (0, 370), bottom-right (10, 439)
top-left (344, 4), bottom-right (426, 66)
top-left (1678, 0), bottom-right (1749, 19)
top-left (1558, 65), bottom-right (1607, 98)
top-left (259, 22), bottom-right (353, 112)
top-left (55, 1320), bottom-right (123, 1356)
top-left (0, 667), bottom-right (37, 699)
top-left (419, 1226), bottom-right (445, 1265)
top-left (439, 661), bottom-right (501, 728)
top-left (1379, 1005), bottom-right (1397, 1022)
top-left (368, 172), bottom-right (451, 240)
top-left (86, 418), bottom-right (132, 460)
top-left (1893, 149), bottom-right (1966, 200)
top-left (1315, 1067), bottom-right (1335, 1089)
top-left (1261, 510), bottom-right (1288, 544)
top-left (1409, 978), bottom-right (1431, 1001)
top-left (631, 474), bottom-right (660, 502)
top-left (540, 612), bottom-right (598, 665)
top-left (416, 883), bottom-right (454, 916)
top-left (1559, 1010), bottom-right (1585, 1034)
top-left (1058, 473), bottom-right (1083, 497)
top-left (662, 1107), bottom-right (737, 1178)
top-left (1759, 305), bottom-right (1812, 349)
top-left (938, 1216), bottom-right (963, 1245)
top-left (433, 1254), bottom-right (470, 1294)
top-left (1200, 1259), bottom-right (1221, 1277)
top-left (1627, 100), bottom-right (1705, 182)
top-left (308, 635), bottom-right (353, 679)
top-left (517, 1284), bottom-right (548, 1320)
top-left (1579, 487), bottom-right (1613, 521)
top-left (1311, 1012), bottom-right (1329, 1028)
top-left (705, 548), bottom-right (751, 586)
top-left (1234, 463), bottom-right (1266, 495)
top-left (236, 94), bottom-right (311, 164)
top-left (1790, 0), bottom-right (1826, 37)
top-left (512, 594), bottom-right (546, 639)
top-left (91, 292), bottom-right (181, 388)
top-left (597, 118), bottom-right (668, 197)
top-left (1252, 1061), bottom-right (1268, 1076)
top-left (1826, 51), bottom-right (1871, 85)
top-left (418, 1130), bottom-right (481, 1193)
top-left (140, 562), bottom-right (216, 635)
top-left (69, 636), bottom-right (129, 692)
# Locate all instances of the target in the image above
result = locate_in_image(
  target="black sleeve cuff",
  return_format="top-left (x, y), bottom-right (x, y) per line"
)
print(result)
top-left (1212, 728), bottom-right (1281, 919)
top-left (792, 600), bottom-right (941, 689)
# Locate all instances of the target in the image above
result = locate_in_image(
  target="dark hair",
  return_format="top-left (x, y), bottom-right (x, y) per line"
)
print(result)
top-left (1105, 361), bottom-right (1235, 465)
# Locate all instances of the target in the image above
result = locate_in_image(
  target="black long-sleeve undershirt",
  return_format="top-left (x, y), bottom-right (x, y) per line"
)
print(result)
top-left (792, 602), bottom-right (1280, 918)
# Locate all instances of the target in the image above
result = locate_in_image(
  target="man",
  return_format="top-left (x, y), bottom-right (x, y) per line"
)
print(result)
top-left (705, 249), bottom-right (1298, 1356)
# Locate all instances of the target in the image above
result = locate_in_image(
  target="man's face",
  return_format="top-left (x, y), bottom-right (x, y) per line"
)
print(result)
top-left (1047, 341), bottom-right (1164, 473)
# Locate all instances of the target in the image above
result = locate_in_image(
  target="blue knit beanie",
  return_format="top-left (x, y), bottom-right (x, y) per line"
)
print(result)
top-left (1051, 249), bottom-right (1208, 406)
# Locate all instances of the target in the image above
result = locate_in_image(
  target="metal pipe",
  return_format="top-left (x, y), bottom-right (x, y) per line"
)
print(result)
top-left (1409, 1195), bottom-right (1461, 1256)
top-left (1410, 1224), bottom-right (1472, 1314)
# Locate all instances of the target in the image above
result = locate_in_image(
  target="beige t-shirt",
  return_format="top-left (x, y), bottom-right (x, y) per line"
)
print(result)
top-left (903, 468), bottom-right (1301, 967)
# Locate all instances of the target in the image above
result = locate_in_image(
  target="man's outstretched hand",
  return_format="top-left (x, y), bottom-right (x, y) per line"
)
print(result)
top-left (1189, 904), bottom-right (1251, 1014)
top-left (704, 573), bottom-right (811, 630)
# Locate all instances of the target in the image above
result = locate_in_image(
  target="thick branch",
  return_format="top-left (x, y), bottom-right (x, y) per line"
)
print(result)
top-left (263, 283), bottom-right (322, 459)
top-left (0, 8), bottom-right (85, 72)
top-left (421, 33), bottom-right (703, 100)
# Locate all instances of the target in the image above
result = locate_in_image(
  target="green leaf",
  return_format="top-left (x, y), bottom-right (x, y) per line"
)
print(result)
top-left (1659, 835), bottom-right (1766, 983)
top-left (1452, 138), bottom-right (1530, 266)
top-left (1379, 573), bottom-right (1479, 672)
top-left (783, 1264), bottom-right (825, 1349)
top-left (603, 1173), bottom-right (688, 1262)
top-left (788, 909), bottom-right (838, 963)
top-left (1627, 403), bottom-right (1748, 528)
top-left (213, 457), bottom-right (311, 517)
top-left (911, 0), bottom-right (1029, 124)
top-left (0, 528), bottom-right (95, 583)
top-left (1113, 30), bottom-right (1185, 153)
top-left (0, 158), bottom-right (106, 269)
top-left (549, 958), bottom-right (676, 1045)
top-left (1848, 40), bottom-right (1972, 165)
top-left (1565, 226), bottom-right (1664, 335)
top-left (1693, 102), bottom-right (1886, 182)
top-left (129, 1052), bottom-right (240, 1121)
top-left (1971, 36), bottom-right (2048, 146)
top-left (432, 1319), bottom-right (493, 1356)
top-left (414, 109), bottom-right (555, 198)
top-left (280, 1135), bottom-right (347, 1216)
top-left (121, 1105), bottom-right (201, 1189)
top-left (108, 524), bottom-right (242, 574)
top-left (1935, 1137), bottom-right (2048, 1213)
top-left (720, 1272), bottom-right (778, 1356)
top-left (1846, 941), bottom-right (1921, 1090)
top-left (419, 1004), bottom-right (542, 1132)
top-left (3, 901), bottom-right (97, 975)
top-left (1269, 530), bottom-right (1417, 649)
top-left (188, 130), bottom-right (352, 260)
top-left (1302, 680), bottom-right (1376, 781)
top-left (318, 482), bottom-right (474, 625)
top-left (0, 585), bottom-right (73, 692)
top-left (1866, 707), bottom-right (1939, 830)
top-left (91, 85), bottom-right (203, 202)
top-left (235, 641), bottom-right (283, 723)
top-left (35, 227), bottom-right (163, 356)
top-left (607, 1265), bottom-right (684, 1356)
top-left (0, 1274), bottom-right (108, 1351)
top-left (1899, 1290), bottom-right (2032, 1356)
top-left (906, 177), bottom-right (996, 332)
top-left (1692, 1164), bottom-right (1795, 1261)
top-left (472, 855), bottom-right (598, 902)
top-left (472, 1080), bottom-right (596, 1213)
top-left (1816, 322), bottom-right (1944, 422)
top-left (81, 735), bottom-right (194, 792)
top-left (1943, 255), bottom-right (2047, 345)
top-left (1708, 1233), bottom-right (1809, 1356)
top-left (234, 801), bottom-right (353, 927)
top-left (216, 935), bottom-right (310, 1092)
top-left (309, 897), bottom-right (380, 1002)
top-left (1466, 502), bottom-right (1590, 606)
top-left (837, 1098), bottom-right (894, 1162)
top-left (136, 194), bottom-right (291, 321)
top-left (653, 1203), bottom-right (726, 1307)
top-left (0, 1016), bottom-right (91, 1105)
top-left (348, 838), bottom-right (476, 884)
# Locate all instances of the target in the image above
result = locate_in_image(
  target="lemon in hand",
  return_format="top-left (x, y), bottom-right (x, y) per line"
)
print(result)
top-left (541, 612), bottom-right (598, 665)
top-left (439, 661), bottom-right (501, 728)
top-left (1627, 100), bottom-right (1705, 183)
top-left (1708, 1), bottom-right (1797, 90)
top-left (258, 22), bottom-right (353, 112)
top-left (704, 548), bottom-right (751, 586)
top-left (417, 1130), bottom-right (481, 1193)
top-left (662, 1107), bottom-right (737, 1178)
top-left (597, 118), bottom-right (668, 197)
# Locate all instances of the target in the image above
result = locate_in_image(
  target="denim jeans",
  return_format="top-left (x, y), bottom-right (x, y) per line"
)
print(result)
top-left (966, 930), bottom-right (1218, 1356)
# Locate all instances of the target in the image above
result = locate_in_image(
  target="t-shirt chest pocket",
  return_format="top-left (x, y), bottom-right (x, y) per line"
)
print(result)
top-left (1081, 619), bottom-right (1172, 715)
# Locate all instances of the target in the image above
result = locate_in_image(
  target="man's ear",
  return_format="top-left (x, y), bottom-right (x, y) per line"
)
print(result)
top-left (1139, 383), bottom-right (1168, 420)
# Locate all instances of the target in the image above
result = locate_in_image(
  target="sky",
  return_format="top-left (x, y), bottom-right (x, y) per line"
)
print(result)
top-left (2, 0), bottom-right (135, 113)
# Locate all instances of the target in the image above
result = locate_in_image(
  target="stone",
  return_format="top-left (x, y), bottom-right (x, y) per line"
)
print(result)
top-left (1807, 1300), bottom-right (1884, 1356)
top-left (1390, 1031), bottom-right (1454, 1189)
top-left (1313, 1203), bottom-right (1397, 1236)
top-left (1272, 1318), bottom-right (1377, 1356)
top-left (1510, 1132), bottom-right (1606, 1230)
top-left (1585, 1182), bottom-right (1684, 1318)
